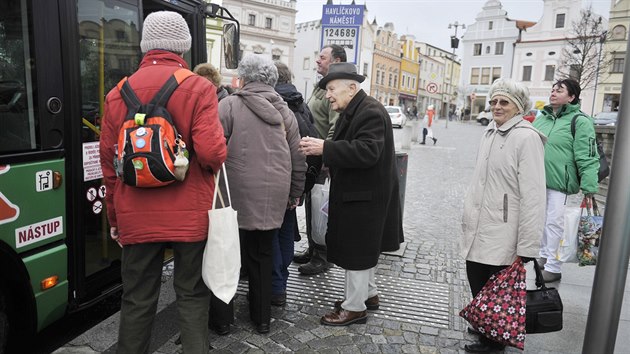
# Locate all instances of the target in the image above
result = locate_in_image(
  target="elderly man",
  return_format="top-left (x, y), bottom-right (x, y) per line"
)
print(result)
top-left (295, 44), bottom-right (347, 276)
top-left (300, 63), bottom-right (404, 326)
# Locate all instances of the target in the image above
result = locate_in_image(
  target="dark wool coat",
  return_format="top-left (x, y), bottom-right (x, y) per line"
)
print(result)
top-left (322, 89), bottom-right (404, 270)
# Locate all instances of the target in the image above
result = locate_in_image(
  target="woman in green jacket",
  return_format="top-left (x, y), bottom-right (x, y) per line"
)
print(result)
top-left (532, 79), bottom-right (599, 282)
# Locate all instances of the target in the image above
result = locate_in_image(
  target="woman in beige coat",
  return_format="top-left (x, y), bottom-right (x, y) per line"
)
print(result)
top-left (460, 79), bottom-right (546, 353)
top-left (218, 54), bottom-right (306, 334)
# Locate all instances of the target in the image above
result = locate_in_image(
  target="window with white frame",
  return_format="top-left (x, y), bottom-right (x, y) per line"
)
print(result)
top-left (303, 57), bottom-right (310, 70)
top-left (495, 42), bottom-right (504, 55)
top-left (265, 17), bottom-right (272, 29)
top-left (612, 57), bottom-right (625, 73)
top-left (544, 65), bottom-right (555, 81)
top-left (522, 66), bottom-right (532, 81)
top-left (248, 14), bottom-right (256, 26)
top-left (470, 67), bottom-right (480, 84)
top-left (473, 43), bottom-right (482, 56)
top-left (555, 13), bottom-right (565, 28)
top-left (489, 21), bottom-right (493, 30)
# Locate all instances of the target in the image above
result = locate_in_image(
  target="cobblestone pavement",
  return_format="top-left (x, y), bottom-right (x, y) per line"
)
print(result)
top-left (170, 119), bottom-right (485, 354)
top-left (59, 119), bottom-right (629, 353)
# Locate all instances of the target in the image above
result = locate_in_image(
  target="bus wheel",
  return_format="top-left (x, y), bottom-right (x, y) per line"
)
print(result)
top-left (0, 289), bottom-right (7, 354)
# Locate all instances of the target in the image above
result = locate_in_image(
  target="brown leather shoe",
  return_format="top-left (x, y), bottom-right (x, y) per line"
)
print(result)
top-left (334, 295), bottom-right (379, 311)
top-left (321, 309), bottom-right (368, 326)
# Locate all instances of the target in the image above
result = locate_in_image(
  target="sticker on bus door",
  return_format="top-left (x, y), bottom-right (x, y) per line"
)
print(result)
top-left (15, 216), bottom-right (63, 248)
top-left (0, 192), bottom-right (20, 226)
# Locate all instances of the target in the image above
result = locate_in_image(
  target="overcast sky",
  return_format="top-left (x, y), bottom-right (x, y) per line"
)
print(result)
top-left (295, 0), bottom-right (612, 56)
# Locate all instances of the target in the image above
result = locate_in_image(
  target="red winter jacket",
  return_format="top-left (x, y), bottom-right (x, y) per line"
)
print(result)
top-left (99, 51), bottom-right (227, 245)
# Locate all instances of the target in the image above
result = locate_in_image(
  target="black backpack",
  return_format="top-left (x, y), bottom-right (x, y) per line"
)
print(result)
top-left (570, 114), bottom-right (610, 182)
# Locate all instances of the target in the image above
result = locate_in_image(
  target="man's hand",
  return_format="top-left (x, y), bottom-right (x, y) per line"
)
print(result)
top-left (287, 197), bottom-right (300, 210)
top-left (299, 137), bottom-right (324, 156)
top-left (110, 227), bottom-right (122, 248)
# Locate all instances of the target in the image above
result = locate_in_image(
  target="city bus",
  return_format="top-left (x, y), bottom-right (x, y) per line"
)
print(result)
top-left (0, 0), bottom-right (238, 351)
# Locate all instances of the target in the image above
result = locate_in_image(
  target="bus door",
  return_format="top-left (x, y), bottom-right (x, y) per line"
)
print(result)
top-left (69, 0), bottom-right (206, 306)
top-left (0, 0), bottom-right (69, 334)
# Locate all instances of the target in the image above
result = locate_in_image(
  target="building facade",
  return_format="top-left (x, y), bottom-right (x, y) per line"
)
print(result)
top-left (594, 0), bottom-right (629, 113)
top-left (460, 0), bottom-right (523, 116)
top-left (512, 0), bottom-right (606, 111)
top-left (222, 0), bottom-right (297, 86)
top-left (371, 22), bottom-right (400, 106)
top-left (416, 42), bottom-right (459, 118)
top-left (398, 35), bottom-right (420, 112)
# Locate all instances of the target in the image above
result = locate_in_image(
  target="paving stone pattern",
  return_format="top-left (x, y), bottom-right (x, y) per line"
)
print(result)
top-left (151, 121), bottom-right (498, 353)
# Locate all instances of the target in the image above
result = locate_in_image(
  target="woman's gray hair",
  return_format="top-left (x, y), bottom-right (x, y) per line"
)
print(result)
top-left (238, 54), bottom-right (278, 87)
top-left (488, 78), bottom-right (532, 113)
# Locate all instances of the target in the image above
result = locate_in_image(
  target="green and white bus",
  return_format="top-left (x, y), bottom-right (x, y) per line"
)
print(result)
top-left (0, 0), bottom-right (238, 351)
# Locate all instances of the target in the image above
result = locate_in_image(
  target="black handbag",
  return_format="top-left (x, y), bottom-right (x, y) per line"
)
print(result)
top-left (526, 260), bottom-right (563, 333)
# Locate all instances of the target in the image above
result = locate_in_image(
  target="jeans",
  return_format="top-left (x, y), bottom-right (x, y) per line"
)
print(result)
top-left (272, 209), bottom-right (296, 295)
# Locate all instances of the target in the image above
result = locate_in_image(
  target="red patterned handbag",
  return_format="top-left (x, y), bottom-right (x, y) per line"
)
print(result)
top-left (459, 259), bottom-right (527, 349)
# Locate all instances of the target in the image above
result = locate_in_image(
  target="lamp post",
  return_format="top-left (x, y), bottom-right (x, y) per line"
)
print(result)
top-left (591, 30), bottom-right (608, 115)
top-left (446, 21), bottom-right (465, 128)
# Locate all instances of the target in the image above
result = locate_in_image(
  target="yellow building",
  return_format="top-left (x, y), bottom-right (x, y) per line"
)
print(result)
top-left (594, 0), bottom-right (629, 114)
top-left (371, 22), bottom-right (401, 106)
top-left (398, 35), bottom-right (420, 111)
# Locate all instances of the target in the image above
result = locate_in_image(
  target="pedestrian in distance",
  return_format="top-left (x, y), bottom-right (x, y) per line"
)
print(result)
top-left (460, 79), bottom-right (546, 353)
top-left (99, 11), bottom-right (227, 353)
top-left (271, 61), bottom-right (322, 306)
top-left (217, 54), bottom-right (306, 334)
top-left (420, 104), bottom-right (437, 145)
top-left (299, 62), bottom-right (404, 327)
top-left (193, 62), bottom-right (234, 336)
top-left (533, 78), bottom-right (600, 283)
top-left (294, 44), bottom-right (347, 276)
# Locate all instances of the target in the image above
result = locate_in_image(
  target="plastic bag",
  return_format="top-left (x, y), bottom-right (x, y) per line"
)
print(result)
top-left (310, 179), bottom-right (329, 246)
top-left (554, 207), bottom-right (580, 263)
top-left (577, 197), bottom-right (604, 266)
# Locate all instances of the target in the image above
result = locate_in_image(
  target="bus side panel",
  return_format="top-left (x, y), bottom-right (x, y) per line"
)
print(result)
top-left (25, 244), bottom-right (69, 331)
top-left (0, 159), bottom-right (66, 251)
top-left (0, 159), bottom-right (67, 332)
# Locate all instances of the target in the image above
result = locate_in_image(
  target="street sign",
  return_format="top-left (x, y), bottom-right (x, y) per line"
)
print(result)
top-left (427, 83), bottom-right (438, 94)
top-left (321, 4), bottom-right (363, 64)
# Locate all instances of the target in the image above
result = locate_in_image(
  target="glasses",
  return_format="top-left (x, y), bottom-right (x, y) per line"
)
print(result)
top-left (488, 99), bottom-right (512, 107)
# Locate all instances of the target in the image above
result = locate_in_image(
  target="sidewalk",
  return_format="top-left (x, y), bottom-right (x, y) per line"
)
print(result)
top-left (55, 121), bottom-right (630, 353)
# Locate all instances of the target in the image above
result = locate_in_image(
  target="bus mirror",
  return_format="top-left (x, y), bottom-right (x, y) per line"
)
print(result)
top-left (223, 23), bottom-right (239, 69)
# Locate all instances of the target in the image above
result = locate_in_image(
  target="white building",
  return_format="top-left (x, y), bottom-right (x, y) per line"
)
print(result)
top-left (512, 0), bottom-right (607, 111)
top-left (460, 0), bottom-right (526, 116)
top-left (222, 0), bottom-right (297, 86)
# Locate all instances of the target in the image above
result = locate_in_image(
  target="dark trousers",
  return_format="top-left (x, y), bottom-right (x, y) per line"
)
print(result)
top-left (465, 260), bottom-right (509, 346)
top-left (209, 292), bottom-right (233, 327)
top-left (118, 241), bottom-right (209, 354)
top-left (272, 209), bottom-right (296, 295)
top-left (240, 229), bottom-right (276, 325)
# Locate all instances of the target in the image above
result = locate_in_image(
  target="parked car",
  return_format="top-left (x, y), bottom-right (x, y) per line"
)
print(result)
top-left (476, 109), bottom-right (492, 126)
top-left (593, 111), bottom-right (618, 126)
top-left (523, 109), bottom-right (538, 123)
top-left (385, 105), bottom-right (407, 128)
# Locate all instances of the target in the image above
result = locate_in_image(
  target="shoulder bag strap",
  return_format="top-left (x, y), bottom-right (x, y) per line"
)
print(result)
top-left (212, 164), bottom-right (232, 209)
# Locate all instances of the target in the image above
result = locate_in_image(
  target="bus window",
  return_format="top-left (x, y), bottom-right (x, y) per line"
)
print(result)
top-left (0, 1), bottom-right (37, 154)
top-left (77, 0), bottom-right (141, 277)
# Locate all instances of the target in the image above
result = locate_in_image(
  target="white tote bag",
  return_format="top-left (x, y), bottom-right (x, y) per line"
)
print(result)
top-left (202, 164), bottom-right (240, 304)
top-left (310, 179), bottom-right (330, 246)
top-left (555, 206), bottom-right (580, 263)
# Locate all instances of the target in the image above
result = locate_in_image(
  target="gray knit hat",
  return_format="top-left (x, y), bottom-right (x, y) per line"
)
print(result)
top-left (140, 11), bottom-right (191, 54)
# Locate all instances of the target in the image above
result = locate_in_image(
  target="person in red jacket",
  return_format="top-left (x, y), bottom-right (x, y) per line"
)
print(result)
top-left (99, 11), bottom-right (227, 353)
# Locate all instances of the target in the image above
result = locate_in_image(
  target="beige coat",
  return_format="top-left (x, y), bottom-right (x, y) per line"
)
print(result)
top-left (218, 82), bottom-right (306, 230)
top-left (461, 115), bottom-right (547, 266)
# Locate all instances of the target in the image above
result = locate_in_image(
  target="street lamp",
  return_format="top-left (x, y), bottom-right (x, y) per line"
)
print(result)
top-left (591, 30), bottom-right (608, 115)
top-left (446, 21), bottom-right (465, 128)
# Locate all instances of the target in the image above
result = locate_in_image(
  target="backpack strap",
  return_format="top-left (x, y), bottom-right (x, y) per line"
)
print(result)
top-left (117, 77), bottom-right (142, 116)
top-left (116, 69), bottom-right (195, 121)
top-left (570, 113), bottom-right (589, 139)
top-left (150, 68), bottom-right (195, 108)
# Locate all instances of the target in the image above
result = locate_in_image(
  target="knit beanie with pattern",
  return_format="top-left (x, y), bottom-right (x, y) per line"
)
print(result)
top-left (140, 11), bottom-right (191, 54)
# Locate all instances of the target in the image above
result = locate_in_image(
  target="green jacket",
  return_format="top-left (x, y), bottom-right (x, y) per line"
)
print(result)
top-left (307, 85), bottom-right (340, 139)
top-left (532, 103), bottom-right (599, 195)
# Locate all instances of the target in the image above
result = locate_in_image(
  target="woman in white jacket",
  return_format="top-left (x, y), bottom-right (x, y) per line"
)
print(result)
top-left (460, 79), bottom-right (547, 353)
